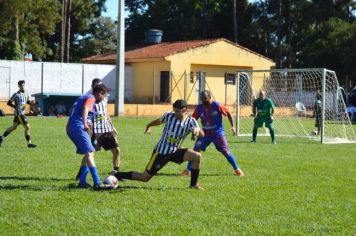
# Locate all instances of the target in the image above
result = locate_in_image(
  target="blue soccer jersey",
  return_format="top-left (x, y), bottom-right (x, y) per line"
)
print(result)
top-left (67, 94), bottom-right (95, 130)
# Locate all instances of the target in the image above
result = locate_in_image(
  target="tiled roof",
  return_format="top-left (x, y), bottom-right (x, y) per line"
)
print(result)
top-left (82, 38), bottom-right (273, 62)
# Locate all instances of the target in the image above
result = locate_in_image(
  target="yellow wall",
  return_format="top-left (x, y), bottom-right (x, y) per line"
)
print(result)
top-left (126, 40), bottom-right (275, 105)
top-left (128, 60), bottom-right (171, 103)
top-left (166, 40), bottom-right (275, 104)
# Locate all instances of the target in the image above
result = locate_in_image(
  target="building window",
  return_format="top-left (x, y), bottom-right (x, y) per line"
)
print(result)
top-left (190, 72), bottom-right (194, 83)
top-left (225, 73), bottom-right (236, 85)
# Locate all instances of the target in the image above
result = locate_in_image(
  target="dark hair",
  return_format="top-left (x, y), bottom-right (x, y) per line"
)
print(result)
top-left (201, 90), bottom-right (211, 98)
top-left (91, 78), bottom-right (102, 87)
top-left (92, 84), bottom-right (108, 95)
top-left (18, 80), bottom-right (25, 85)
top-left (173, 99), bottom-right (187, 109)
top-left (316, 92), bottom-right (322, 100)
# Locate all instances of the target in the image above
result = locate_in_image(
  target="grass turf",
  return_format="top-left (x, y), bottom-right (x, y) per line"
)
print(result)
top-left (0, 116), bottom-right (355, 235)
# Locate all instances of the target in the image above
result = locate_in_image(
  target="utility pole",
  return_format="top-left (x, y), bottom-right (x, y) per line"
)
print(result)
top-left (233, 0), bottom-right (237, 43)
top-left (115, 0), bottom-right (125, 116)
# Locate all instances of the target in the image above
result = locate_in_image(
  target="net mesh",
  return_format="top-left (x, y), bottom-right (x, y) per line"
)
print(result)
top-left (236, 69), bottom-right (356, 143)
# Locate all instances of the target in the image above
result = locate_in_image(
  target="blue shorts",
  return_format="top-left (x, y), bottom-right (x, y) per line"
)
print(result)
top-left (194, 135), bottom-right (230, 153)
top-left (67, 128), bottom-right (95, 154)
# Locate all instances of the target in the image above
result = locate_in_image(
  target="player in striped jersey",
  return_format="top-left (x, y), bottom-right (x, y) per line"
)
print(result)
top-left (75, 78), bottom-right (120, 180)
top-left (0, 80), bottom-right (36, 148)
top-left (112, 99), bottom-right (205, 190)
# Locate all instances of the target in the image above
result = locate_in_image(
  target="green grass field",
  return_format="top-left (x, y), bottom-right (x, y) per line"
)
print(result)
top-left (0, 116), bottom-right (355, 235)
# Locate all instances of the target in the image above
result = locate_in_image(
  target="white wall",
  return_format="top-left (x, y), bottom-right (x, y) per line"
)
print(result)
top-left (0, 60), bottom-right (133, 102)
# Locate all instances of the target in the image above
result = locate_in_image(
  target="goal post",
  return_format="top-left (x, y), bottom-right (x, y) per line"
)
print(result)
top-left (236, 68), bottom-right (356, 144)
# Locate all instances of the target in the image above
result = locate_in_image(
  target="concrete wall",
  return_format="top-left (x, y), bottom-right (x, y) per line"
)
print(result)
top-left (0, 60), bottom-right (123, 102)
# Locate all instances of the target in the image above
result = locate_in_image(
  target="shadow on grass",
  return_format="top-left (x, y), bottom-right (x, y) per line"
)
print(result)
top-left (157, 172), bottom-right (231, 177)
top-left (0, 176), bottom-right (73, 181)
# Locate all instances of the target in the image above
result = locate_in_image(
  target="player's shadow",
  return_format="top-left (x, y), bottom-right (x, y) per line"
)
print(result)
top-left (157, 172), bottom-right (230, 177)
top-left (0, 176), bottom-right (72, 181)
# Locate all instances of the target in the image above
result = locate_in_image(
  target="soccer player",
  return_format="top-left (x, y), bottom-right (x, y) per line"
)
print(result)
top-left (0, 80), bottom-right (36, 148)
top-left (313, 91), bottom-right (322, 135)
top-left (251, 90), bottom-right (276, 144)
top-left (75, 78), bottom-right (120, 180)
top-left (112, 99), bottom-right (204, 190)
top-left (181, 90), bottom-right (245, 177)
top-left (67, 84), bottom-right (112, 190)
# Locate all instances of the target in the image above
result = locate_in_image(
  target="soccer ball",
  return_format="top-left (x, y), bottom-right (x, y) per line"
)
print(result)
top-left (103, 175), bottom-right (119, 189)
top-left (311, 130), bottom-right (318, 136)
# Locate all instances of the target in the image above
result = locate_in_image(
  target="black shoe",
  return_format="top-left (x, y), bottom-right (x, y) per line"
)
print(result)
top-left (93, 183), bottom-right (113, 191)
top-left (109, 170), bottom-right (125, 181)
top-left (28, 143), bottom-right (37, 148)
top-left (77, 182), bottom-right (92, 189)
top-left (75, 174), bottom-right (80, 181)
top-left (0, 136), bottom-right (3, 147)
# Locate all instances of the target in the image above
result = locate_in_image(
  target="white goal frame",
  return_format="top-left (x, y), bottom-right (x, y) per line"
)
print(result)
top-left (235, 68), bottom-right (356, 144)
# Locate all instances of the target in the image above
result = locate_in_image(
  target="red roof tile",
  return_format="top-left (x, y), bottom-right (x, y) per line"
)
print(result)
top-left (82, 38), bottom-right (273, 63)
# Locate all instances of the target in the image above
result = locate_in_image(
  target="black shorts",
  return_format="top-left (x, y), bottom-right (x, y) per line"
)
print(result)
top-left (13, 115), bottom-right (28, 125)
top-left (315, 115), bottom-right (322, 128)
top-left (145, 148), bottom-right (188, 175)
top-left (92, 132), bottom-right (119, 151)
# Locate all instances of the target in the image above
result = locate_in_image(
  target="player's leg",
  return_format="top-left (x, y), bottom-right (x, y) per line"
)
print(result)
top-left (112, 150), bottom-right (165, 182)
top-left (0, 118), bottom-right (20, 146)
top-left (22, 116), bottom-right (36, 147)
top-left (182, 136), bottom-right (210, 176)
top-left (111, 146), bottom-right (120, 171)
top-left (265, 118), bottom-right (275, 144)
top-left (182, 149), bottom-right (203, 189)
top-left (252, 118), bottom-right (262, 142)
top-left (213, 135), bottom-right (244, 176)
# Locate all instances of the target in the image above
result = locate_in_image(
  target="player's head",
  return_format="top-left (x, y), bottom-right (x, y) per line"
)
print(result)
top-left (91, 78), bottom-right (102, 89)
top-left (259, 90), bottom-right (266, 100)
top-left (92, 84), bottom-right (108, 103)
top-left (18, 80), bottom-right (25, 91)
top-left (201, 90), bottom-right (212, 105)
top-left (316, 91), bottom-right (322, 100)
top-left (173, 99), bottom-right (187, 119)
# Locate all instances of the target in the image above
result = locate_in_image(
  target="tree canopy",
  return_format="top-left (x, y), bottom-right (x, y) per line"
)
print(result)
top-left (0, 0), bottom-right (355, 88)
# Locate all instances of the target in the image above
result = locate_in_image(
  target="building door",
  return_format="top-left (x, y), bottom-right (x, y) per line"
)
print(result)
top-left (160, 71), bottom-right (170, 102)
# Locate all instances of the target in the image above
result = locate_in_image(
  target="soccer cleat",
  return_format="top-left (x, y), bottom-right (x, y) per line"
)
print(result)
top-left (250, 140), bottom-right (256, 143)
top-left (93, 183), bottom-right (113, 191)
top-left (272, 140), bottom-right (277, 144)
top-left (110, 170), bottom-right (125, 182)
top-left (28, 143), bottom-right (37, 148)
top-left (77, 182), bottom-right (92, 189)
top-left (189, 184), bottom-right (204, 190)
top-left (75, 173), bottom-right (80, 181)
top-left (181, 170), bottom-right (191, 176)
top-left (0, 136), bottom-right (3, 147)
top-left (235, 168), bottom-right (245, 177)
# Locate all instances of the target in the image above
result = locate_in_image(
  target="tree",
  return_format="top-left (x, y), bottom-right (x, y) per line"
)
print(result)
top-left (0, 0), bottom-right (61, 60)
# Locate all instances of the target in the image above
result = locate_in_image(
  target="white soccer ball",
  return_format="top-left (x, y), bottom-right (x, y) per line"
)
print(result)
top-left (103, 175), bottom-right (119, 189)
top-left (311, 130), bottom-right (317, 136)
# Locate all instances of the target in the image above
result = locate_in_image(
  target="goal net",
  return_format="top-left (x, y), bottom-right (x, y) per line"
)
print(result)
top-left (236, 68), bottom-right (356, 144)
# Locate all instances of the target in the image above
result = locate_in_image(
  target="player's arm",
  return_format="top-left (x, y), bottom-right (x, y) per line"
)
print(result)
top-left (190, 118), bottom-right (204, 139)
top-left (82, 97), bottom-right (95, 132)
top-left (106, 110), bottom-right (117, 135)
top-left (219, 104), bottom-right (236, 135)
top-left (6, 100), bottom-right (16, 109)
top-left (145, 118), bottom-right (162, 134)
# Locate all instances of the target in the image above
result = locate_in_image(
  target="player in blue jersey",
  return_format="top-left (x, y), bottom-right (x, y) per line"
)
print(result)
top-left (66, 84), bottom-right (112, 190)
top-left (0, 80), bottom-right (36, 148)
top-left (251, 90), bottom-right (276, 144)
top-left (181, 90), bottom-right (245, 177)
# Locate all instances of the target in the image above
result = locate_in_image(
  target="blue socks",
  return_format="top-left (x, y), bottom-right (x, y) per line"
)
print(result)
top-left (89, 166), bottom-right (101, 186)
top-left (79, 166), bottom-right (89, 186)
top-left (224, 152), bottom-right (239, 170)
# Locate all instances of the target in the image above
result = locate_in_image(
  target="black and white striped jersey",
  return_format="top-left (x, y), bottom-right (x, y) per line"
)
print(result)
top-left (92, 97), bottom-right (113, 134)
top-left (155, 112), bottom-right (199, 155)
top-left (10, 90), bottom-right (30, 116)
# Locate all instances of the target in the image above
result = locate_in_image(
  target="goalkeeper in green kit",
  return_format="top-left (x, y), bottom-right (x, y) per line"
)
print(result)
top-left (251, 90), bottom-right (276, 144)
